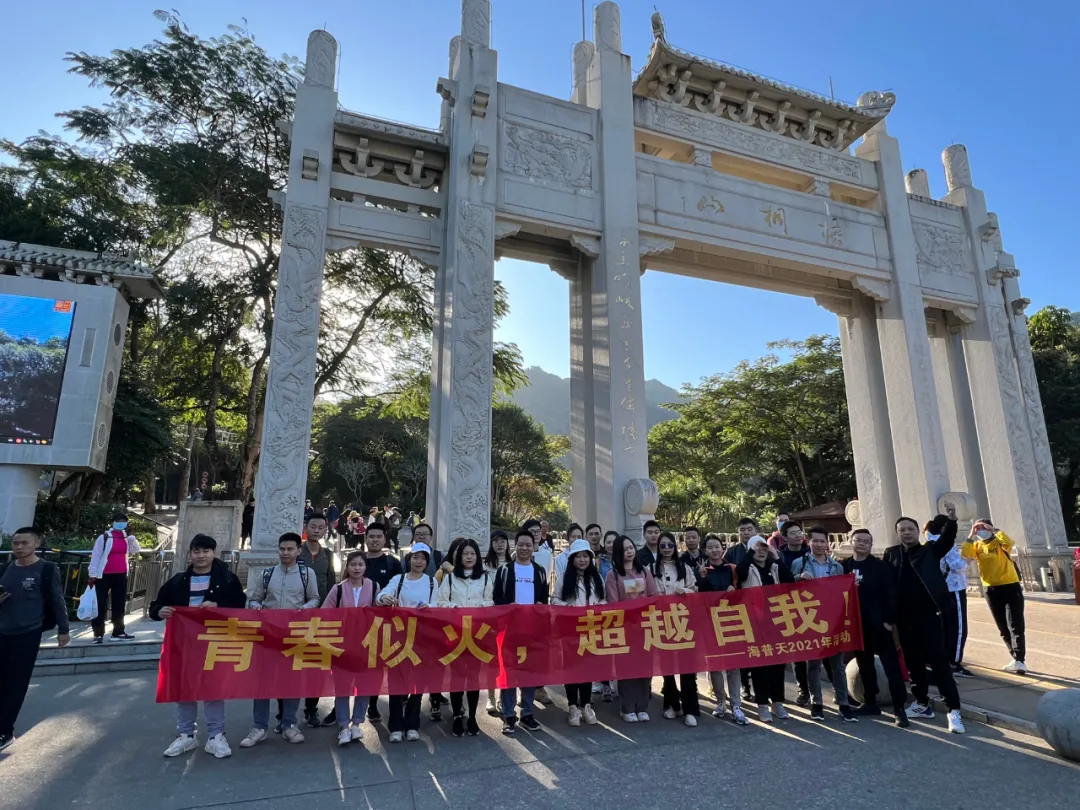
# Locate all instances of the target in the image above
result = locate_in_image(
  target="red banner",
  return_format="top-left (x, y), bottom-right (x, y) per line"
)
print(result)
top-left (156, 576), bottom-right (861, 702)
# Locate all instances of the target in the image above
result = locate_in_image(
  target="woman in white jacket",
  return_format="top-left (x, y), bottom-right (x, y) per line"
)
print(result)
top-left (87, 511), bottom-right (142, 642)
top-left (436, 538), bottom-right (494, 737)
top-left (552, 539), bottom-right (605, 727)
top-left (652, 531), bottom-right (701, 727)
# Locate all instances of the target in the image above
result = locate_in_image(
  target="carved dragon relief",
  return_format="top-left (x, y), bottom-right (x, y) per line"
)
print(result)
top-left (502, 123), bottom-right (593, 190)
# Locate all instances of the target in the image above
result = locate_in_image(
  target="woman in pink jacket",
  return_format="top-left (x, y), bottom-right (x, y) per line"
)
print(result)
top-left (604, 534), bottom-right (658, 723)
top-left (321, 551), bottom-right (380, 746)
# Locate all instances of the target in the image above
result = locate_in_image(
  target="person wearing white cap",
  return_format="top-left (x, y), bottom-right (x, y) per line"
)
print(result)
top-left (553, 538), bottom-right (605, 727)
top-left (735, 535), bottom-right (795, 723)
top-left (378, 542), bottom-right (436, 743)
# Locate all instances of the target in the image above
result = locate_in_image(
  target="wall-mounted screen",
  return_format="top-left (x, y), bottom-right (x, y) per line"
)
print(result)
top-left (0, 292), bottom-right (76, 445)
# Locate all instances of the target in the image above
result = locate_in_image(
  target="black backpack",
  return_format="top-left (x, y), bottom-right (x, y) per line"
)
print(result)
top-left (0, 560), bottom-right (58, 632)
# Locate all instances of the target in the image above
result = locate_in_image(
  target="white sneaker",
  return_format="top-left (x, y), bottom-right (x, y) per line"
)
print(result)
top-left (947, 710), bottom-right (966, 734)
top-left (712, 707), bottom-right (727, 720)
top-left (350, 724), bottom-right (363, 742)
top-left (622, 712), bottom-right (639, 723)
top-left (337, 728), bottom-right (352, 747)
top-left (1003, 659), bottom-right (1027, 674)
top-left (663, 708), bottom-right (677, 720)
top-left (772, 704), bottom-right (790, 720)
top-left (684, 715), bottom-right (698, 727)
top-left (582, 705), bottom-right (598, 725)
top-left (1014, 660), bottom-right (1028, 674)
top-left (389, 731), bottom-right (404, 743)
top-left (731, 707), bottom-right (749, 726)
top-left (406, 730), bottom-right (420, 742)
top-left (568, 706), bottom-right (582, 727)
top-left (486, 698), bottom-right (498, 716)
top-left (906, 702), bottom-right (935, 719)
top-left (163, 734), bottom-right (197, 757)
top-left (204, 733), bottom-right (231, 758)
top-left (758, 706), bottom-right (773, 723)
top-left (239, 728), bottom-right (267, 748)
top-left (636, 711), bottom-right (650, 722)
top-left (591, 682), bottom-right (602, 694)
top-left (283, 726), bottom-right (305, 744)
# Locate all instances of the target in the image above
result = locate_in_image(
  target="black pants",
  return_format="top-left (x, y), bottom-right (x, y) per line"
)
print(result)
top-left (0, 629), bottom-right (43, 737)
top-left (986, 583), bottom-right (1026, 661)
top-left (855, 625), bottom-right (907, 716)
top-left (450, 690), bottom-right (480, 718)
top-left (740, 668), bottom-right (751, 692)
top-left (750, 665), bottom-right (786, 706)
top-left (898, 615), bottom-right (961, 710)
top-left (388, 694), bottom-right (422, 732)
top-left (794, 660), bottom-right (809, 695)
top-left (304, 697), bottom-right (320, 717)
top-left (564, 682), bottom-right (592, 708)
top-left (943, 589), bottom-right (969, 665)
top-left (92, 572), bottom-right (128, 637)
top-left (661, 673), bottom-right (701, 717)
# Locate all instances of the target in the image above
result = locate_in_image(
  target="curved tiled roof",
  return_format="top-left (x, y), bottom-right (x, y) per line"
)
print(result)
top-left (0, 241), bottom-right (163, 299)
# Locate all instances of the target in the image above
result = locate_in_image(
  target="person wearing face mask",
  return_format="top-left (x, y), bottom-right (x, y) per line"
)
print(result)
top-left (931, 519), bottom-right (973, 679)
top-left (962, 519), bottom-right (1027, 673)
top-left (884, 515), bottom-right (965, 734)
top-left (841, 529), bottom-right (908, 727)
top-left (768, 512), bottom-right (791, 551)
top-left (87, 511), bottom-right (142, 643)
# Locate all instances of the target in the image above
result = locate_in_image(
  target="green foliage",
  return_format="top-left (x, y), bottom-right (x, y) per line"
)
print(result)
top-left (0, 330), bottom-right (68, 439)
top-left (649, 335), bottom-right (853, 525)
top-left (31, 499), bottom-right (158, 550)
top-left (490, 402), bottom-right (569, 526)
top-left (101, 374), bottom-right (173, 499)
top-left (1028, 306), bottom-right (1080, 540)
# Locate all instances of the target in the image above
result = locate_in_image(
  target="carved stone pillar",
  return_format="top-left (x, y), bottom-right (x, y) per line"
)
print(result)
top-left (827, 292), bottom-right (901, 546)
top-left (251, 31), bottom-right (338, 571)
top-left (944, 155), bottom-right (1066, 554)
top-left (569, 255), bottom-right (598, 523)
top-left (578, 1), bottom-right (653, 541)
top-left (425, 1), bottom-right (499, 547)
top-left (855, 124), bottom-right (949, 522)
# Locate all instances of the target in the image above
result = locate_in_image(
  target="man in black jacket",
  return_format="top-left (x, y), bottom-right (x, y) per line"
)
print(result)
top-left (842, 528), bottom-right (909, 727)
top-left (884, 515), bottom-right (964, 734)
top-left (492, 530), bottom-right (549, 734)
top-left (150, 533), bottom-right (247, 758)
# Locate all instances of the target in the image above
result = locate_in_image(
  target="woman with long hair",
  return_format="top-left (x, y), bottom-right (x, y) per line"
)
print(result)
top-left (321, 551), bottom-right (379, 746)
top-left (553, 523), bottom-right (585, 592)
top-left (484, 530), bottom-right (512, 574)
top-left (604, 534), bottom-right (658, 722)
top-left (652, 531), bottom-right (700, 727)
top-left (436, 538), bottom-right (494, 737)
top-left (552, 539), bottom-right (605, 726)
top-left (695, 535), bottom-right (748, 725)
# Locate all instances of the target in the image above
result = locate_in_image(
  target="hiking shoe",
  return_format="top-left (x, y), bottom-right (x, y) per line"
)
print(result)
top-left (239, 728), bottom-right (267, 748)
top-left (839, 705), bottom-right (859, 723)
top-left (809, 704), bottom-right (825, 722)
top-left (164, 734), bottom-right (197, 757)
top-left (520, 715), bottom-right (541, 732)
top-left (283, 727), bottom-right (305, 744)
top-left (582, 705), bottom-right (598, 725)
top-left (204, 733), bottom-right (231, 759)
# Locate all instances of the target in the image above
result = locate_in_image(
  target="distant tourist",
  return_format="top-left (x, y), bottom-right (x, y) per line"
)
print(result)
top-left (0, 527), bottom-right (69, 751)
top-left (87, 511), bottom-right (140, 643)
top-left (240, 497), bottom-right (255, 549)
top-left (150, 534), bottom-right (246, 758)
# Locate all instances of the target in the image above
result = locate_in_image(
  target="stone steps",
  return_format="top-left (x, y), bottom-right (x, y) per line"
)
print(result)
top-left (35, 639), bottom-right (162, 676)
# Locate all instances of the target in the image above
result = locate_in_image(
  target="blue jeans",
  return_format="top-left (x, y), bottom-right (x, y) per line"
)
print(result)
top-left (176, 701), bottom-right (225, 737)
top-left (501, 687), bottom-right (535, 719)
top-left (334, 696), bottom-right (370, 728)
top-left (254, 698), bottom-right (298, 730)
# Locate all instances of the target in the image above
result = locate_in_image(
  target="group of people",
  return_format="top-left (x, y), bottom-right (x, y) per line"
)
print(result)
top-left (138, 508), bottom-right (1031, 760)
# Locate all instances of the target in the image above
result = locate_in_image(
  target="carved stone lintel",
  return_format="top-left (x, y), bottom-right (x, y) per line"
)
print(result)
top-left (395, 149), bottom-right (436, 189)
top-left (494, 220), bottom-right (521, 241)
top-left (987, 262), bottom-right (1021, 286)
top-left (851, 276), bottom-right (890, 302)
top-left (339, 138), bottom-right (385, 178)
top-left (301, 151), bottom-right (319, 181)
top-left (471, 85), bottom-right (491, 117)
top-left (639, 236), bottom-right (675, 257)
top-left (569, 233), bottom-right (601, 258)
top-left (305, 30), bottom-right (338, 89)
top-left (469, 146), bottom-right (490, 179)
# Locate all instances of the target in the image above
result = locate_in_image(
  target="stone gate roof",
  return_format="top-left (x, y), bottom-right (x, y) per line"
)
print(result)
top-left (0, 241), bottom-right (164, 299)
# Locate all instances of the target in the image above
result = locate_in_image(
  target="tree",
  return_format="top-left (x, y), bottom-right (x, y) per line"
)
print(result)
top-left (336, 458), bottom-right (376, 505)
top-left (649, 335), bottom-right (853, 518)
top-left (489, 403), bottom-right (568, 526)
top-left (1028, 306), bottom-right (1080, 540)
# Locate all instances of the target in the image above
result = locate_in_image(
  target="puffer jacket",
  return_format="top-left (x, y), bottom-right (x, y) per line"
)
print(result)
top-left (436, 570), bottom-right (495, 607)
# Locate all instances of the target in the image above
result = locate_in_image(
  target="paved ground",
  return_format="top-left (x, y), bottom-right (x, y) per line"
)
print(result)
top-left (5, 669), bottom-right (1080, 810)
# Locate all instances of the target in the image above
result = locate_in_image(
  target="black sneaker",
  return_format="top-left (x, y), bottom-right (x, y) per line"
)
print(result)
top-left (466, 716), bottom-right (480, 736)
top-left (112, 633), bottom-right (135, 641)
top-left (894, 713), bottom-right (911, 729)
top-left (452, 716), bottom-right (465, 738)
top-left (430, 705), bottom-right (442, 722)
top-left (367, 705), bottom-right (382, 723)
top-left (501, 718), bottom-right (517, 735)
top-left (92, 637), bottom-right (104, 645)
top-left (855, 702), bottom-right (882, 716)
top-left (273, 721), bottom-right (283, 734)
top-left (0, 734), bottom-right (13, 752)
top-left (839, 705), bottom-right (859, 723)
top-left (305, 712), bottom-right (321, 728)
top-left (520, 715), bottom-right (541, 732)
top-left (321, 710), bottom-right (338, 726)
top-left (809, 704), bottom-right (825, 721)
top-left (795, 691), bottom-right (810, 707)
top-left (953, 664), bottom-right (975, 679)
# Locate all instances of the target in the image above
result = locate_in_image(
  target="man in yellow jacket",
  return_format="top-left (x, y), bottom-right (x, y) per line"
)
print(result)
top-left (961, 520), bottom-right (1027, 673)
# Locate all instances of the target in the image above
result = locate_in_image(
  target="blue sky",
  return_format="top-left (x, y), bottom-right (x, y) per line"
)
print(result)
top-left (3, 1), bottom-right (1076, 390)
top-left (0, 293), bottom-right (75, 344)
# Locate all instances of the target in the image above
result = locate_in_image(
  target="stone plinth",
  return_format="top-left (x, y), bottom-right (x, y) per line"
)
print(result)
top-left (1036, 689), bottom-right (1080, 763)
top-left (178, 500), bottom-right (243, 552)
